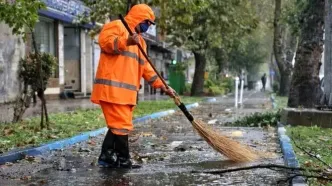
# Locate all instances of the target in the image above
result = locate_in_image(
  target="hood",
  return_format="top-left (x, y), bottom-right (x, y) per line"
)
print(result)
top-left (124, 4), bottom-right (155, 32)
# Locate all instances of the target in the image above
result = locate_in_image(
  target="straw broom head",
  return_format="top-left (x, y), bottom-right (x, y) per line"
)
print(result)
top-left (191, 119), bottom-right (259, 162)
top-left (172, 97), bottom-right (259, 162)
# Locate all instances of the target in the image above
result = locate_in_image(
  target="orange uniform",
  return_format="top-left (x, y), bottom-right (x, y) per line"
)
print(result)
top-left (91, 4), bottom-right (163, 135)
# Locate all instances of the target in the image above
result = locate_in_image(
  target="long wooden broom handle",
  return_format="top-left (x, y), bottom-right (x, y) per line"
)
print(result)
top-left (119, 14), bottom-right (182, 106)
top-left (119, 14), bottom-right (169, 89)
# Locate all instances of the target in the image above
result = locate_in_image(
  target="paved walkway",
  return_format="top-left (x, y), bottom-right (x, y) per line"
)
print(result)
top-left (0, 94), bottom-right (169, 123)
top-left (0, 91), bottom-right (288, 185)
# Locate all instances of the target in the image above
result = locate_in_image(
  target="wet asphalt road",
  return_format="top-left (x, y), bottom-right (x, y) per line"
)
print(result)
top-left (0, 91), bottom-right (288, 186)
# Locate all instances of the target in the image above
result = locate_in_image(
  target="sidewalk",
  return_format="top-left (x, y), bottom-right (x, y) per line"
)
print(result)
top-left (0, 91), bottom-right (288, 185)
top-left (0, 94), bottom-right (169, 123)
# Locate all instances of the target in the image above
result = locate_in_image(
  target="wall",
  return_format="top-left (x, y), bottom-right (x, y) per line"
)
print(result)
top-left (85, 33), bottom-right (93, 93)
top-left (0, 23), bottom-right (25, 103)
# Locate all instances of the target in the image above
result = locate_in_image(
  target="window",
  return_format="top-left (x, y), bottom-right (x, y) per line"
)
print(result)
top-left (33, 16), bottom-right (58, 78)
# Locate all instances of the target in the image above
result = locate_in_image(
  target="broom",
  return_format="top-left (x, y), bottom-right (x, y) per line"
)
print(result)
top-left (119, 15), bottom-right (259, 162)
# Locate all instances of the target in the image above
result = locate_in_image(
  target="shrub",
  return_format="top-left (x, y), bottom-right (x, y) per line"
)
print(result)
top-left (272, 82), bottom-right (279, 93)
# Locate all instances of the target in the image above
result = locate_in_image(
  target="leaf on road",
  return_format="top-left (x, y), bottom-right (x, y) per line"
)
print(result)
top-left (142, 132), bottom-right (155, 137)
top-left (230, 131), bottom-right (243, 137)
top-left (5, 162), bottom-right (13, 166)
top-left (88, 140), bottom-right (96, 146)
top-left (21, 176), bottom-right (31, 180)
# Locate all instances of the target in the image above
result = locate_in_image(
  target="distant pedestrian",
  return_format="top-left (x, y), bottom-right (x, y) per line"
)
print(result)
top-left (261, 73), bottom-right (267, 92)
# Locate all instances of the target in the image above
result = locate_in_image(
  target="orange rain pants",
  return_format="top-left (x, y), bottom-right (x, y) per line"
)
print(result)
top-left (100, 101), bottom-right (134, 135)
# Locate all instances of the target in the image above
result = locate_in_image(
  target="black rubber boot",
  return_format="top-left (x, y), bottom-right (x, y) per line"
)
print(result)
top-left (115, 135), bottom-right (141, 169)
top-left (98, 130), bottom-right (117, 168)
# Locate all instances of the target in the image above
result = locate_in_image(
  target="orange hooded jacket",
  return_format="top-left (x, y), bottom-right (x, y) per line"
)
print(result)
top-left (91, 4), bottom-right (164, 105)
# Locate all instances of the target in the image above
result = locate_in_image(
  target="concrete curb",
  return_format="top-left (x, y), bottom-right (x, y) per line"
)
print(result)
top-left (271, 96), bottom-right (307, 186)
top-left (0, 102), bottom-right (201, 165)
top-left (277, 122), bottom-right (307, 186)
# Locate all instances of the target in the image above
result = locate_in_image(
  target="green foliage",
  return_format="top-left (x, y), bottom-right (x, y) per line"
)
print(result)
top-left (281, 0), bottom-right (308, 36)
top-left (170, 61), bottom-right (188, 73)
top-left (0, 0), bottom-right (46, 38)
top-left (209, 0), bottom-right (274, 78)
top-left (273, 95), bottom-right (288, 110)
top-left (75, 0), bottom-right (128, 37)
top-left (227, 36), bottom-right (268, 74)
top-left (226, 111), bottom-right (281, 127)
top-left (273, 82), bottom-right (280, 93)
top-left (208, 86), bottom-right (225, 95)
top-left (161, 0), bottom-right (258, 53)
top-left (184, 83), bottom-right (192, 94)
top-left (19, 53), bottom-right (57, 91)
top-left (202, 76), bottom-right (232, 95)
top-left (221, 77), bottom-right (234, 93)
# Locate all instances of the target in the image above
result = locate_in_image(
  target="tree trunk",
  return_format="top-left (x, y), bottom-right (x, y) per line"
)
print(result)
top-left (191, 51), bottom-right (207, 96)
top-left (279, 71), bottom-right (292, 96)
top-left (288, 0), bottom-right (324, 108)
top-left (31, 30), bottom-right (50, 128)
top-left (273, 0), bottom-right (298, 96)
top-left (279, 32), bottom-right (297, 96)
top-left (12, 83), bottom-right (31, 123)
top-left (273, 0), bottom-right (284, 76)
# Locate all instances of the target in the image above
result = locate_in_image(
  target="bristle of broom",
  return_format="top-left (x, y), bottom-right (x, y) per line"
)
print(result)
top-left (191, 119), bottom-right (259, 162)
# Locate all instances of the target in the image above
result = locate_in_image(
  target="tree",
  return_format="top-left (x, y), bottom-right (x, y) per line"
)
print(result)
top-left (157, 0), bottom-right (258, 96)
top-left (288, 0), bottom-right (324, 108)
top-left (273, 0), bottom-right (300, 96)
top-left (208, 0), bottom-right (274, 82)
top-left (0, 0), bottom-right (57, 128)
top-left (78, 0), bottom-right (257, 96)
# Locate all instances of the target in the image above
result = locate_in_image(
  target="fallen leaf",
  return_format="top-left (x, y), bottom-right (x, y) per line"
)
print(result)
top-left (39, 179), bottom-right (47, 184)
top-left (304, 161), bottom-right (312, 167)
top-left (48, 135), bottom-right (58, 139)
top-left (5, 162), bottom-right (13, 166)
top-left (141, 132), bottom-right (155, 137)
top-left (4, 129), bottom-right (14, 136)
top-left (318, 136), bottom-right (329, 142)
top-left (21, 176), bottom-right (31, 180)
top-left (230, 131), bottom-right (243, 137)
top-left (25, 156), bottom-right (36, 162)
top-left (88, 140), bottom-right (96, 146)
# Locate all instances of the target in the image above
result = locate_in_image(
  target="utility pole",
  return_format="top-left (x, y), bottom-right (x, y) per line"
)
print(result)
top-left (324, 0), bottom-right (332, 105)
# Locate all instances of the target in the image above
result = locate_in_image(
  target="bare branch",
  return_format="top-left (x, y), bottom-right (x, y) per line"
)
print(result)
top-left (291, 136), bottom-right (332, 169)
top-left (191, 164), bottom-right (322, 174)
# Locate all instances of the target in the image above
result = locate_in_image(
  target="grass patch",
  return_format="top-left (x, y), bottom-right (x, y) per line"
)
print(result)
top-left (287, 126), bottom-right (332, 186)
top-left (225, 111), bottom-right (281, 127)
top-left (271, 93), bottom-right (288, 110)
top-left (0, 97), bottom-right (202, 154)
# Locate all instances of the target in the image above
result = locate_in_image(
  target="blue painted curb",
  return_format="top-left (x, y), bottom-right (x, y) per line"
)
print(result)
top-left (270, 96), bottom-right (307, 185)
top-left (0, 102), bottom-right (200, 165)
top-left (277, 122), bottom-right (307, 185)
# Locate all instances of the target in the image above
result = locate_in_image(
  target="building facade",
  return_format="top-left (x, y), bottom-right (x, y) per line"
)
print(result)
top-left (0, 1), bottom-right (194, 104)
top-left (35, 0), bottom-right (94, 99)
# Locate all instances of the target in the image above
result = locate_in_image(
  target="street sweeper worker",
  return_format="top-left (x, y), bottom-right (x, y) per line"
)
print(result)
top-left (91, 4), bottom-right (176, 169)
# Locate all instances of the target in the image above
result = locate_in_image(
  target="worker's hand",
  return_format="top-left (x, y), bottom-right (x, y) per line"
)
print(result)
top-left (127, 33), bottom-right (139, 46)
top-left (161, 86), bottom-right (176, 98)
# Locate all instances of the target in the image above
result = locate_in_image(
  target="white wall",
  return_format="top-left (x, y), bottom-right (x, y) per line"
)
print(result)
top-left (0, 23), bottom-right (25, 103)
